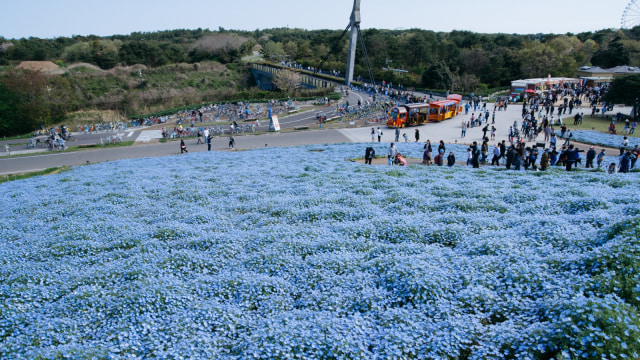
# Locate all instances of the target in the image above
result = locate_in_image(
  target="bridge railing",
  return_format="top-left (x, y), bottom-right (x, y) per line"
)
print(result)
top-left (251, 63), bottom-right (340, 90)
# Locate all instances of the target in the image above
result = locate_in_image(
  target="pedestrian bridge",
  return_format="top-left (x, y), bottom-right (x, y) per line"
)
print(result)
top-left (251, 63), bottom-right (339, 91)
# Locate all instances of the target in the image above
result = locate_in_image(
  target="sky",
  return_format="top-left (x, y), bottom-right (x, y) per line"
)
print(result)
top-left (1, 0), bottom-right (632, 39)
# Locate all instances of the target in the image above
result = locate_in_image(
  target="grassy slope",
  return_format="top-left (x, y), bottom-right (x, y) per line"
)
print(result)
top-left (63, 61), bottom-right (251, 116)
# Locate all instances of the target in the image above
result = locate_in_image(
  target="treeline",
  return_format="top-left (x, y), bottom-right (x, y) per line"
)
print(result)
top-left (2, 26), bottom-right (640, 136)
top-left (0, 28), bottom-right (256, 68)
top-left (3, 26), bottom-right (640, 90)
top-left (251, 27), bottom-right (640, 91)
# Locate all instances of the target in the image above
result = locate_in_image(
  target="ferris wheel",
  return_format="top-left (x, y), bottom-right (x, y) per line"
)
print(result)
top-left (622, 0), bottom-right (640, 29)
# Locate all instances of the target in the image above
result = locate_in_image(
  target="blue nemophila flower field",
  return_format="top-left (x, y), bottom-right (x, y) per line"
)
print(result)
top-left (1, 143), bottom-right (640, 359)
top-left (571, 130), bottom-right (640, 149)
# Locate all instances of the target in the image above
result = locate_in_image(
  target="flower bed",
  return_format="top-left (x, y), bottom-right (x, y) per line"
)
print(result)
top-left (571, 130), bottom-right (640, 149)
top-left (1, 143), bottom-right (640, 359)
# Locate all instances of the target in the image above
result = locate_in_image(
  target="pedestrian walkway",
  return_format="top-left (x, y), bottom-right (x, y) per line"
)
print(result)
top-left (0, 147), bottom-right (48, 157)
top-left (135, 130), bottom-right (163, 143)
top-left (338, 102), bottom-right (634, 150)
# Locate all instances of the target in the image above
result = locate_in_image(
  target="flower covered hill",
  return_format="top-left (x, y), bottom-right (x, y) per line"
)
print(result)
top-left (1, 143), bottom-right (640, 359)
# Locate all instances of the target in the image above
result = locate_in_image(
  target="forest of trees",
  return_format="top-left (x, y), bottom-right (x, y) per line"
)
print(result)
top-left (4, 26), bottom-right (640, 89)
top-left (2, 26), bottom-right (640, 136)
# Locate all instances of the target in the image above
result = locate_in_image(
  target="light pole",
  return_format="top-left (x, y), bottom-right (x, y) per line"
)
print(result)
top-left (139, 70), bottom-right (144, 107)
top-left (45, 85), bottom-right (52, 130)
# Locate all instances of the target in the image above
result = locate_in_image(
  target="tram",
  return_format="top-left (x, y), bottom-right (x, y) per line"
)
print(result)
top-left (428, 95), bottom-right (463, 122)
top-left (386, 103), bottom-right (430, 128)
top-left (386, 94), bottom-right (463, 127)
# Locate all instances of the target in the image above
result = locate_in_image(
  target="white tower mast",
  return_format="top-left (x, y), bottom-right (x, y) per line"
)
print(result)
top-left (345, 0), bottom-right (361, 85)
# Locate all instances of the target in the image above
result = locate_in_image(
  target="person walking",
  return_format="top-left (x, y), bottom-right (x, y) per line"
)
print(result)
top-left (415, 129), bottom-right (420, 143)
top-left (371, 128), bottom-right (376, 142)
top-left (180, 139), bottom-right (188, 153)
top-left (506, 146), bottom-right (515, 169)
top-left (377, 127), bottom-right (382, 142)
top-left (388, 143), bottom-right (397, 166)
top-left (206, 133), bottom-right (212, 151)
top-left (481, 139), bottom-right (489, 164)
top-left (549, 133), bottom-right (557, 149)
top-left (585, 146), bottom-right (596, 168)
top-left (563, 130), bottom-right (572, 146)
top-left (565, 144), bottom-right (579, 171)
top-left (544, 126), bottom-right (551, 142)
top-left (196, 129), bottom-right (203, 144)
top-left (228, 135), bottom-right (235, 149)
top-left (423, 146), bottom-right (432, 165)
top-left (619, 150), bottom-right (633, 173)
top-left (491, 144), bottom-right (501, 166)
top-left (424, 140), bottom-right (432, 153)
top-left (540, 149), bottom-right (550, 171)
top-left (631, 145), bottom-right (640, 169)
top-left (364, 146), bottom-right (375, 165)
top-left (597, 149), bottom-right (606, 168)
top-left (471, 141), bottom-right (480, 168)
top-left (529, 146), bottom-right (539, 170)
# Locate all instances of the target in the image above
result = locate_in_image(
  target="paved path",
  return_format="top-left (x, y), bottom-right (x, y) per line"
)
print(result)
top-left (0, 130), bottom-right (352, 175)
top-left (0, 100), bottom-right (632, 176)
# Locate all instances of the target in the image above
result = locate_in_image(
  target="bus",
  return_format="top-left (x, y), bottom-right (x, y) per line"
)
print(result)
top-left (386, 103), bottom-right (430, 128)
top-left (428, 95), bottom-right (463, 122)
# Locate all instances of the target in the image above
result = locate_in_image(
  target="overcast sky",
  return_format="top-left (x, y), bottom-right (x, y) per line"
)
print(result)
top-left (1, 0), bottom-right (631, 39)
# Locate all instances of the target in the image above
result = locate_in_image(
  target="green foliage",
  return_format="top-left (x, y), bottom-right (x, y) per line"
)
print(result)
top-left (0, 167), bottom-right (69, 184)
top-left (422, 61), bottom-right (452, 89)
top-left (261, 40), bottom-right (285, 59)
top-left (592, 40), bottom-right (630, 69)
top-left (603, 74), bottom-right (640, 106)
top-left (0, 69), bottom-right (54, 136)
top-left (2, 28), bottom-right (640, 90)
top-left (119, 40), bottom-right (169, 67)
top-left (0, 82), bottom-right (20, 136)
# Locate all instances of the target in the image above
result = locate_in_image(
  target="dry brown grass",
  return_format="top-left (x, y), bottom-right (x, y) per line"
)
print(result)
top-left (16, 61), bottom-right (60, 74)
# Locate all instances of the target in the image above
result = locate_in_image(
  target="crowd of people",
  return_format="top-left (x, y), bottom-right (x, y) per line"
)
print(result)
top-left (363, 83), bottom-right (638, 173)
top-left (365, 137), bottom-right (638, 174)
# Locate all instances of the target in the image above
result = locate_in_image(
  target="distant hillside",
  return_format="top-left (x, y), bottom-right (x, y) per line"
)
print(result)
top-left (3, 27), bottom-right (640, 90)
